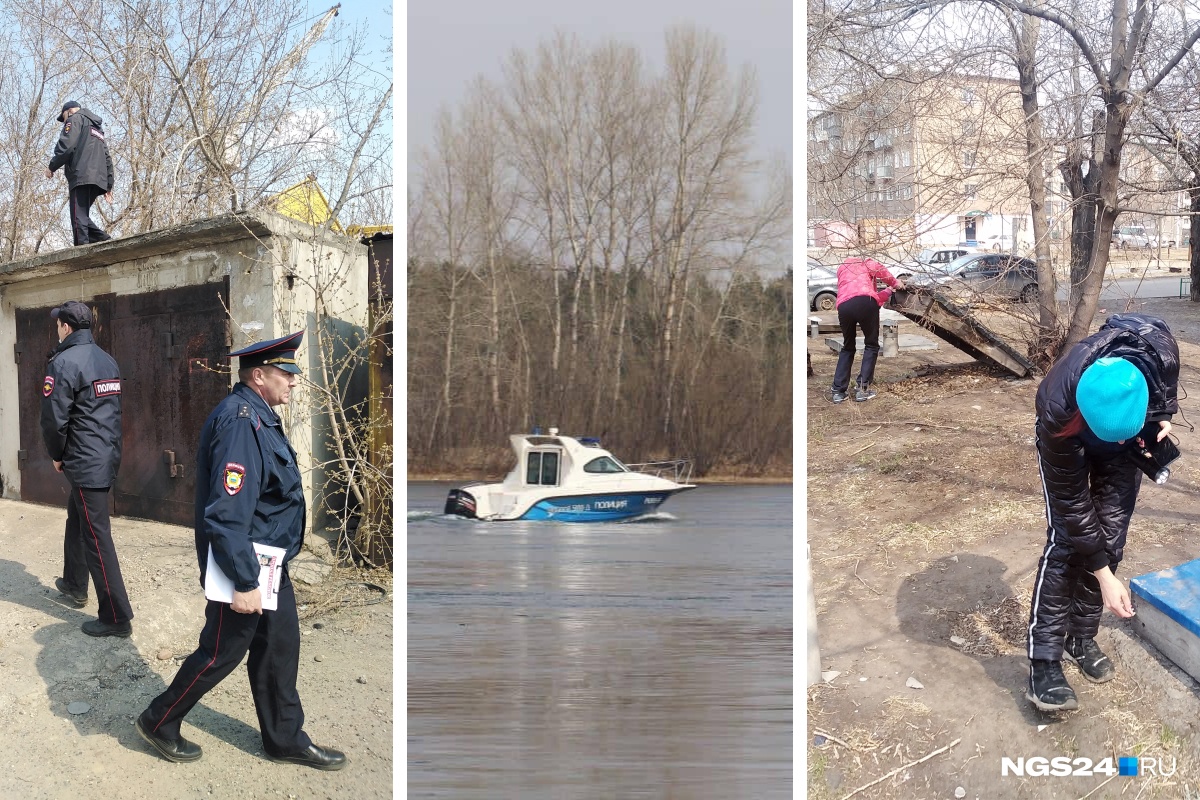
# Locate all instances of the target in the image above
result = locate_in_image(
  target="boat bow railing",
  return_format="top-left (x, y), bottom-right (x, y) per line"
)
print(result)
top-left (625, 458), bottom-right (694, 485)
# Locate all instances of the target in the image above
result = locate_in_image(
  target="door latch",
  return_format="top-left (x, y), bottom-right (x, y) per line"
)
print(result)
top-left (163, 449), bottom-right (184, 478)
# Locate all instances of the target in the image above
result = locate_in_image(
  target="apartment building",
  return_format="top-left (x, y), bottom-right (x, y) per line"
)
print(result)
top-left (809, 73), bottom-right (1035, 253)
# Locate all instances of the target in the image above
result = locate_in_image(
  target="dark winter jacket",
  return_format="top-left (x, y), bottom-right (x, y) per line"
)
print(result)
top-left (39, 329), bottom-right (123, 488)
top-left (193, 383), bottom-right (306, 593)
top-left (48, 108), bottom-right (114, 191)
top-left (1034, 314), bottom-right (1179, 571)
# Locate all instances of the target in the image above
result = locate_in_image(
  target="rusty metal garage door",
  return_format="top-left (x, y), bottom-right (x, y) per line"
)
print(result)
top-left (17, 281), bottom-right (230, 526)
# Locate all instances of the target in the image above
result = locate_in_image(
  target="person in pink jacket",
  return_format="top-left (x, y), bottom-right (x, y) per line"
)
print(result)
top-left (830, 256), bottom-right (905, 403)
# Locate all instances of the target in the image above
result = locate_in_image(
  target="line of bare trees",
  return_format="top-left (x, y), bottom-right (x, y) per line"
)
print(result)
top-left (408, 26), bottom-right (792, 477)
top-left (809, 0), bottom-right (1200, 361)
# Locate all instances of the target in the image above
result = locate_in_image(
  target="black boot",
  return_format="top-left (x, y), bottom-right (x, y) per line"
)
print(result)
top-left (1064, 635), bottom-right (1115, 683)
top-left (1026, 659), bottom-right (1078, 711)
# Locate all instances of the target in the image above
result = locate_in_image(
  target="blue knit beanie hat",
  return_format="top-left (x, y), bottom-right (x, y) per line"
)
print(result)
top-left (1076, 357), bottom-right (1148, 442)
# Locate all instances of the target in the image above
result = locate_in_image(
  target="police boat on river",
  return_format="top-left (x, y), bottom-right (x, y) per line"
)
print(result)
top-left (444, 428), bottom-right (695, 522)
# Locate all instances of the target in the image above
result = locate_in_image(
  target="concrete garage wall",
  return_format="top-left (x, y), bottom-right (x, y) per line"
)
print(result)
top-left (0, 210), bottom-right (367, 534)
top-left (235, 215), bottom-right (371, 532)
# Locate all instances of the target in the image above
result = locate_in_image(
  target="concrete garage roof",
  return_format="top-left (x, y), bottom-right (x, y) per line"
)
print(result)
top-left (0, 212), bottom-right (277, 285)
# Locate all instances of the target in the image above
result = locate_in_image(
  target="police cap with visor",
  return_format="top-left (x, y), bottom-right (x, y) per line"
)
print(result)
top-left (50, 300), bottom-right (93, 329)
top-left (229, 331), bottom-right (303, 374)
top-left (57, 100), bottom-right (80, 122)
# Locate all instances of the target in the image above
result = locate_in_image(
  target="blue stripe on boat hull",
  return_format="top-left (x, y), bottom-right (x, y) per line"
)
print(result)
top-left (519, 491), bottom-right (678, 521)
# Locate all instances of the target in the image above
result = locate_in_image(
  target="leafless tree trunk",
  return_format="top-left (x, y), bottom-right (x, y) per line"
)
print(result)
top-left (1003, 7), bottom-right (1060, 359)
top-left (655, 25), bottom-right (757, 437)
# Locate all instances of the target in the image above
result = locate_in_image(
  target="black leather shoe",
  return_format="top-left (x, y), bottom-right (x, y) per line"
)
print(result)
top-left (135, 714), bottom-right (202, 763)
top-left (267, 743), bottom-right (347, 771)
top-left (81, 619), bottom-right (132, 637)
top-left (55, 577), bottom-right (87, 607)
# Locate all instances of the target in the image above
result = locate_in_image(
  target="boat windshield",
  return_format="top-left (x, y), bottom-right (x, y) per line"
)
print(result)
top-left (584, 456), bottom-right (628, 474)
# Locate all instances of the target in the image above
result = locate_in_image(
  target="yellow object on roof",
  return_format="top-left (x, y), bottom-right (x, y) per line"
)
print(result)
top-left (345, 224), bottom-right (393, 238)
top-left (269, 176), bottom-right (344, 234)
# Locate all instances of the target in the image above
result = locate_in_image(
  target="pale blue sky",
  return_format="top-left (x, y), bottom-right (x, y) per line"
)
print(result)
top-left (404, 0), bottom-right (792, 169)
top-left (307, 0), bottom-right (394, 76)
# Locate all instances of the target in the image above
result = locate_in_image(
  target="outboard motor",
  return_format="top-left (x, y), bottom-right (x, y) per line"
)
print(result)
top-left (444, 488), bottom-right (478, 518)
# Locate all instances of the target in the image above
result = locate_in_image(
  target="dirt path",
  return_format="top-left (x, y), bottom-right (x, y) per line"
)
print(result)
top-left (807, 297), bottom-right (1200, 799)
top-left (0, 497), bottom-right (392, 799)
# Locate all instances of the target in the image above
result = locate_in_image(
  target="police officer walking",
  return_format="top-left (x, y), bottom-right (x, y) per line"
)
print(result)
top-left (40, 300), bottom-right (134, 637)
top-left (45, 100), bottom-right (114, 246)
top-left (136, 331), bottom-right (346, 770)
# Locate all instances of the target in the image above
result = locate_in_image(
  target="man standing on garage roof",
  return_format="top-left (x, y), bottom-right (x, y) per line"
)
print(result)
top-left (136, 330), bottom-right (346, 770)
top-left (45, 100), bottom-right (114, 246)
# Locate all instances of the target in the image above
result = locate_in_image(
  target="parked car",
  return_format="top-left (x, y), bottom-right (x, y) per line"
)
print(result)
top-left (907, 253), bottom-right (1039, 304)
top-left (807, 259), bottom-right (838, 312)
top-left (1112, 225), bottom-right (1156, 249)
top-left (886, 247), bottom-right (978, 280)
top-left (975, 233), bottom-right (1031, 252)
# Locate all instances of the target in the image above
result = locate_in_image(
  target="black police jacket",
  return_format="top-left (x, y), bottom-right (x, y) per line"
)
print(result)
top-left (194, 382), bottom-right (306, 593)
top-left (48, 108), bottom-right (114, 191)
top-left (39, 329), bottom-right (123, 489)
top-left (1034, 314), bottom-right (1179, 571)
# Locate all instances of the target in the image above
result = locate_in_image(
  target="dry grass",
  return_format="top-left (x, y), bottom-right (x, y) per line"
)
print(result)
top-left (871, 500), bottom-right (1044, 553)
top-left (882, 695), bottom-right (931, 718)
top-left (948, 596), bottom-right (1029, 658)
top-left (294, 564), bottom-right (392, 624)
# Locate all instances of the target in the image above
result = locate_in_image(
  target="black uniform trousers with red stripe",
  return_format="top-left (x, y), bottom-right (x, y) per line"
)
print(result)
top-left (142, 574), bottom-right (311, 756)
top-left (69, 184), bottom-right (110, 246)
top-left (62, 486), bottom-right (133, 624)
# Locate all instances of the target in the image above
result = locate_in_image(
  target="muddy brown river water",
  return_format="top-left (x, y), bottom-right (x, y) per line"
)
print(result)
top-left (407, 482), bottom-right (792, 799)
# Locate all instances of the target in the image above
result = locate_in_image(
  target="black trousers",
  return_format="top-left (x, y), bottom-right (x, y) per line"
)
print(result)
top-left (69, 184), bottom-right (109, 245)
top-left (63, 486), bottom-right (133, 624)
top-left (832, 294), bottom-right (882, 394)
top-left (1026, 450), bottom-right (1141, 661)
top-left (143, 577), bottom-right (312, 756)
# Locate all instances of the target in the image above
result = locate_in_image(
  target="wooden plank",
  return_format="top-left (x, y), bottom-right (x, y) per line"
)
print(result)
top-left (888, 289), bottom-right (1035, 377)
top-left (824, 334), bottom-right (939, 354)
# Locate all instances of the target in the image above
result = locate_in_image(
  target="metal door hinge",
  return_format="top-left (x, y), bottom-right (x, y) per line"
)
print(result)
top-left (163, 449), bottom-right (184, 478)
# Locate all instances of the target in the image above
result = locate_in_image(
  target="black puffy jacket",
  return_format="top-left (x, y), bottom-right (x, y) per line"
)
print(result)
top-left (39, 329), bottom-right (123, 488)
top-left (1034, 314), bottom-right (1179, 570)
top-left (48, 108), bottom-right (114, 191)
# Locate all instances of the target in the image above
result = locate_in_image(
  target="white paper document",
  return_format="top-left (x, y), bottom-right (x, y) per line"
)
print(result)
top-left (204, 543), bottom-right (287, 611)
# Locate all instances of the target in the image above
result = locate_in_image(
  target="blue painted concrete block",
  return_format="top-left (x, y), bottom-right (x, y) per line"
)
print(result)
top-left (1130, 559), bottom-right (1200, 637)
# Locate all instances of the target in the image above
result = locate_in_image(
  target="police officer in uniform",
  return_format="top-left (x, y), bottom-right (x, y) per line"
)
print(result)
top-left (40, 300), bottom-right (134, 637)
top-left (136, 331), bottom-right (346, 770)
top-left (45, 100), bottom-right (114, 246)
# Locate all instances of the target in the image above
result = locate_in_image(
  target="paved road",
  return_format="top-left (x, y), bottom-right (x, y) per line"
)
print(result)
top-left (1105, 275), bottom-right (1186, 299)
top-left (1054, 275), bottom-right (1187, 301)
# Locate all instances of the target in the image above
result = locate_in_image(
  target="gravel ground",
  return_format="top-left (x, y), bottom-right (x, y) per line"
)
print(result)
top-left (0, 497), bottom-right (393, 799)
